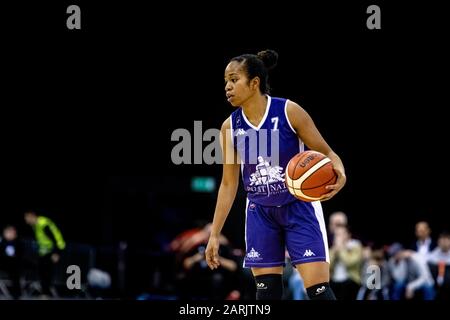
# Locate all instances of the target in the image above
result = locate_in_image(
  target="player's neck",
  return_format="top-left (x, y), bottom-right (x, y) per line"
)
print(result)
top-left (241, 94), bottom-right (268, 125)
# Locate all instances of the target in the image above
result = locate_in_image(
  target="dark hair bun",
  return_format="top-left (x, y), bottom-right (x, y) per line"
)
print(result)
top-left (257, 49), bottom-right (278, 70)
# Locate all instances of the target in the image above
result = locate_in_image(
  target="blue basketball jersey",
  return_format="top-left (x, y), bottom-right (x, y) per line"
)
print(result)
top-left (230, 96), bottom-right (306, 206)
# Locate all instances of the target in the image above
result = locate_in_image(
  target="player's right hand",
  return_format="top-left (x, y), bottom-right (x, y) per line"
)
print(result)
top-left (205, 235), bottom-right (220, 270)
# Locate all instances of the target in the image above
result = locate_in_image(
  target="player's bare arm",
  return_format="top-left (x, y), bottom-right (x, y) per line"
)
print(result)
top-left (205, 117), bottom-right (240, 270)
top-left (286, 101), bottom-right (346, 200)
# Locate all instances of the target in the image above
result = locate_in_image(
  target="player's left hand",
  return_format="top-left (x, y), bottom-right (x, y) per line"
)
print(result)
top-left (320, 168), bottom-right (346, 201)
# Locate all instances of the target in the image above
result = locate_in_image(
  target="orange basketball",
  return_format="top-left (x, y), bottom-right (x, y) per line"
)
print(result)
top-left (285, 150), bottom-right (337, 202)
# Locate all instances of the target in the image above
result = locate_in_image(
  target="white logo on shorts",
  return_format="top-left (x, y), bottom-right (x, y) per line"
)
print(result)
top-left (247, 248), bottom-right (261, 259)
top-left (303, 249), bottom-right (316, 257)
top-left (246, 248), bottom-right (263, 261)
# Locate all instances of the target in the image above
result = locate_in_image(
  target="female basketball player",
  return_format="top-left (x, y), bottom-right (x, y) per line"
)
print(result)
top-left (205, 50), bottom-right (346, 300)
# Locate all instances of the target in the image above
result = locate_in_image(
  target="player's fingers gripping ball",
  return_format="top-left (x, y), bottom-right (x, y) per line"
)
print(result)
top-left (285, 150), bottom-right (337, 202)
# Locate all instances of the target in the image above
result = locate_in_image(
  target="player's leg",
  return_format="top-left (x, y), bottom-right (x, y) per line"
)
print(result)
top-left (285, 201), bottom-right (336, 300)
top-left (295, 262), bottom-right (336, 300)
top-left (244, 200), bottom-right (285, 300)
top-left (295, 262), bottom-right (329, 288)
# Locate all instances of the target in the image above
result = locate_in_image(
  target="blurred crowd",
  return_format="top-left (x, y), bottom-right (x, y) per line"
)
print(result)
top-left (326, 213), bottom-right (450, 301)
top-left (1, 210), bottom-right (449, 300)
top-left (160, 212), bottom-right (450, 300)
top-left (0, 211), bottom-right (111, 300)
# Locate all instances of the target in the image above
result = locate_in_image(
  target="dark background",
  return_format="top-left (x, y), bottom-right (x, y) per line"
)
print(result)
top-left (1, 1), bottom-right (448, 291)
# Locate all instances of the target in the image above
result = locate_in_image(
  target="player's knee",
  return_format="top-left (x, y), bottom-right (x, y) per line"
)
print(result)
top-left (255, 274), bottom-right (283, 300)
top-left (306, 282), bottom-right (336, 300)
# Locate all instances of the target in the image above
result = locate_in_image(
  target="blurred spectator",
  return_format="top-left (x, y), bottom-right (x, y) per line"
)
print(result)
top-left (427, 231), bottom-right (450, 300)
top-left (329, 225), bottom-right (363, 300)
top-left (0, 225), bottom-right (23, 299)
top-left (387, 243), bottom-right (435, 300)
top-left (328, 211), bottom-right (348, 247)
top-left (87, 268), bottom-right (112, 299)
top-left (170, 220), bottom-right (229, 261)
top-left (24, 211), bottom-right (66, 297)
top-left (357, 245), bottom-right (390, 300)
top-left (172, 222), bottom-right (243, 300)
top-left (180, 242), bottom-right (239, 300)
top-left (411, 221), bottom-right (436, 256)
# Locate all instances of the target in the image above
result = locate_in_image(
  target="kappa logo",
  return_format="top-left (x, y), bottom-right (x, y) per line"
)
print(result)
top-left (248, 203), bottom-right (256, 211)
top-left (234, 128), bottom-right (246, 136)
top-left (303, 249), bottom-right (316, 257)
top-left (315, 286), bottom-right (326, 295)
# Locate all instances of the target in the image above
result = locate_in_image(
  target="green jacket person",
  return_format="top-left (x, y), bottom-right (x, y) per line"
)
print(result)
top-left (24, 211), bottom-right (66, 296)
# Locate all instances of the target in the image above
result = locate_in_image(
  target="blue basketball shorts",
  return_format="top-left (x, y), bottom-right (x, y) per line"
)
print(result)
top-left (243, 199), bottom-right (330, 268)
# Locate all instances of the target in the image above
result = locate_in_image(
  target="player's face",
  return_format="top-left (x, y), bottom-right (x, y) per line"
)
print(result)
top-left (224, 61), bottom-right (253, 107)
